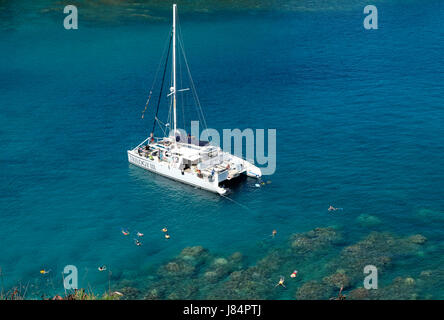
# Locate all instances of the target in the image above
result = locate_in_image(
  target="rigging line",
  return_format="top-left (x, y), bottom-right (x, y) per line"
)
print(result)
top-left (142, 29), bottom-right (172, 119)
top-left (176, 13), bottom-right (208, 132)
top-left (152, 30), bottom-right (173, 135)
top-left (220, 194), bottom-right (255, 213)
top-left (178, 36), bottom-right (186, 133)
top-left (177, 19), bottom-right (186, 131)
top-left (178, 35), bottom-right (208, 131)
top-left (167, 92), bottom-right (173, 136)
top-left (157, 118), bottom-right (168, 137)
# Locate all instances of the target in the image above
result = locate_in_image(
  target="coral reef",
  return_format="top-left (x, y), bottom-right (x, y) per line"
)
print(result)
top-left (322, 271), bottom-right (351, 289)
top-left (370, 277), bottom-right (418, 300)
top-left (5, 227), bottom-right (435, 300)
top-left (295, 280), bottom-right (334, 300)
top-left (325, 232), bottom-right (427, 286)
top-left (289, 227), bottom-right (343, 255)
top-left (348, 287), bottom-right (370, 300)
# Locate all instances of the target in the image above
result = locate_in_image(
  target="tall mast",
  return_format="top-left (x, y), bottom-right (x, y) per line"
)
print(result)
top-left (172, 4), bottom-right (177, 139)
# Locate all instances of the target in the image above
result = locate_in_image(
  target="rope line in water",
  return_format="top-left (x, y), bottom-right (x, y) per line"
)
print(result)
top-left (220, 194), bottom-right (254, 213)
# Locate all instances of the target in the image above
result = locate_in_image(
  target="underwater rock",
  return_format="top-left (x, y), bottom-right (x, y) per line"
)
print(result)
top-left (204, 255), bottom-right (242, 283)
top-left (256, 249), bottom-right (289, 276)
top-left (295, 280), bottom-right (334, 300)
top-left (180, 246), bottom-right (209, 260)
top-left (143, 278), bottom-right (184, 300)
top-left (212, 257), bottom-right (229, 266)
top-left (206, 267), bottom-right (273, 300)
top-left (114, 229), bottom-right (434, 300)
top-left (407, 234), bottom-right (427, 245)
top-left (166, 282), bottom-right (198, 300)
top-left (203, 265), bottom-right (232, 283)
top-left (348, 287), bottom-right (370, 300)
top-left (118, 287), bottom-right (141, 300)
top-left (397, 234), bottom-right (428, 253)
top-left (157, 246), bottom-right (212, 278)
top-left (356, 214), bottom-right (381, 227)
top-left (114, 278), bottom-right (137, 290)
top-left (322, 272), bottom-right (351, 289)
top-left (420, 270), bottom-right (433, 277)
top-left (144, 288), bottom-right (162, 300)
top-left (203, 271), bottom-right (220, 283)
top-left (165, 262), bottom-right (181, 273)
top-left (417, 269), bottom-right (444, 297)
top-left (372, 276), bottom-right (418, 300)
top-left (158, 259), bottom-right (197, 277)
top-left (289, 227), bottom-right (342, 254)
top-left (324, 232), bottom-right (426, 285)
top-left (229, 251), bottom-right (243, 263)
top-left (143, 279), bottom-right (186, 300)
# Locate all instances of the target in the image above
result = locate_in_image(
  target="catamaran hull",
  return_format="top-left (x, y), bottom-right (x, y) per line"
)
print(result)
top-left (128, 151), bottom-right (228, 195)
top-left (127, 150), bottom-right (261, 195)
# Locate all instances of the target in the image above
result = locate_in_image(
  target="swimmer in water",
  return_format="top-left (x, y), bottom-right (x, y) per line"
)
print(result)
top-left (98, 265), bottom-right (107, 272)
top-left (136, 232), bottom-right (144, 237)
top-left (134, 239), bottom-right (142, 246)
top-left (328, 205), bottom-right (343, 212)
top-left (40, 269), bottom-right (51, 275)
top-left (290, 270), bottom-right (298, 278)
top-left (122, 229), bottom-right (130, 236)
top-left (162, 227), bottom-right (168, 233)
top-left (275, 276), bottom-right (286, 288)
top-left (272, 230), bottom-right (277, 238)
top-left (165, 234), bottom-right (170, 239)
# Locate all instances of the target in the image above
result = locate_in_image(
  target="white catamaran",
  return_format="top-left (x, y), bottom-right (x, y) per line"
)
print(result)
top-left (127, 4), bottom-right (262, 195)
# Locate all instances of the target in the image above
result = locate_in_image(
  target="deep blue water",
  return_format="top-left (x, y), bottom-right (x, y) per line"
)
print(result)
top-left (0, 1), bottom-right (443, 299)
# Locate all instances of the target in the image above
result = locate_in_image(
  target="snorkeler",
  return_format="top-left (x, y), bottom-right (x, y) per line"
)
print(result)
top-left (136, 232), bottom-right (144, 237)
top-left (134, 239), bottom-right (142, 246)
top-left (40, 269), bottom-right (51, 275)
top-left (275, 276), bottom-right (286, 288)
top-left (328, 205), bottom-right (343, 212)
top-left (290, 270), bottom-right (298, 278)
top-left (98, 265), bottom-right (107, 272)
top-left (122, 229), bottom-right (130, 236)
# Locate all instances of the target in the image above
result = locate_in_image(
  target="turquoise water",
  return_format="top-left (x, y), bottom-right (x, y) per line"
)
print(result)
top-left (0, 1), bottom-right (443, 299)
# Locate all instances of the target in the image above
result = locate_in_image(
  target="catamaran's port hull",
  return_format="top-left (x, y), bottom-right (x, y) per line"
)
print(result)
top-left (128, 151), bottom-right (228, 195)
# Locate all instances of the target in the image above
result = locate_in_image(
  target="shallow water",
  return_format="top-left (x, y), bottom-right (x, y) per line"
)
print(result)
top-left (0, 0), bottom-right (443, 299)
